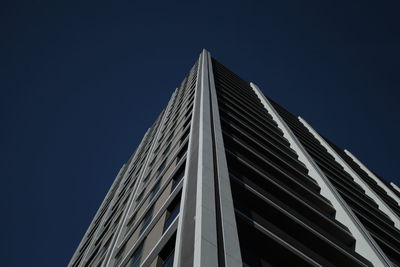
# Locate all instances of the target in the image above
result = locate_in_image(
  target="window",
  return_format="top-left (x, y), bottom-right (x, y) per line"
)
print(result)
top-left (122, 194), bottom-right (130, 206)
top-left (143, 173), bottom-right (151, 184)
top-left (129, 179), bottom-right (137, 189)
top-left (101, 238), bottom-right (111, 257)
top-left (172, 113), bottom-right (179, 124)
top-left (136, 190), bottom-right (145, 203)
top-left (169, 128), bottom-right (176, 138)
top-left (184, 105), bottom-right (192, 118)
top-left (138, 157), bottom-right (146, 168)
top-left (156, 159), bottom-right (167, 177)
top-left (153, 143), bottom-right (161, 154)
top-left (180, 126), bottom-right (190, 145)
top-left (149, 159), bottom-right (155, 168)
top-left (140, 206), bottom-right (154, 235)
top-left (103, 208), bottom-right (118, 228)
top-left (124, 172), bottom-right (134, 185)
top-left (172, 165), bottom-right (185, 190)
top-left (111, 213), bottom-right (122, 232)
top-left (86, 246), bottom-right (100, 266)
top-left (161, 250), bottom-right (174, 267)
top-left (150, 180), bottom-right (161, 201)
top-left (72, 253), bottom-right (83, 267)
top-left (127, 212), bottom-right (137, 228)
top-left (158, 133), bottom-right (165, 144)
top-left (176, 143), bottom-right (188, 163)
top-left (182, 115), bottom-right (192, 129)
top-left (162, 143), bottom-right (171, 157)
top-left (164, 195), bottom-right (181, 232)
top-left (158, 234), bottom-right (176, 267)
top-left (130, 240), bottom-right (145, 267)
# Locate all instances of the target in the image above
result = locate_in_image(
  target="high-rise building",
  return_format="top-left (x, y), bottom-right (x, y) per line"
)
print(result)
top-left (69, 50), bottom-right (400, 267)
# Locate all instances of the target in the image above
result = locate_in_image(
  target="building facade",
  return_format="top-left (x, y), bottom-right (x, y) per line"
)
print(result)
top-left (69, 50), bottom-right (400, 267)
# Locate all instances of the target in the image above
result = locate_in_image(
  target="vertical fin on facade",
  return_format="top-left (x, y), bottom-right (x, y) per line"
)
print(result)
top-left (344, 149), bottom-right (400, 208)
top-left (250, 82), bottom-right (392, 267)
top-left (299, 117), bottom-right (400, 229)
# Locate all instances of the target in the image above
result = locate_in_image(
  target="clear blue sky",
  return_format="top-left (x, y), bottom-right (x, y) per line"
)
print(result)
top-left (1, 1), bottom-right (399, 266)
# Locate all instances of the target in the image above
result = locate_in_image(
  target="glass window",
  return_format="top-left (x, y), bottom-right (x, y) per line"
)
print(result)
top-left (136, 190), bottom-right (144, 203)
top-left (158, 234), bottom-right (176, 267)
top-left (150, 180), bottom-right (161, 201)
top-left (162, 143), bottom-right (171, 157)
top-left (172, 165), bottom-right (185, 190)
top-left (114, 244), bottom-right (125, 266)
top-left (101, 238), bottom-right (111, 257)
top-left (161, 250), bottom-right (174, 267)
top-left (176, 143), bottom-right (188, 164)
top-left (164, 196), bottom-right (181, 232)
top-left (140, 206), bottom-right (154, 235)
top-left (130, 240), bottom-right (144, 267)
top-left (180, 127), bottom-right (190, 145)
top-left (156, 159), bottom-right (166, 177)
top-left (143, 173), bottom-right (151, 183)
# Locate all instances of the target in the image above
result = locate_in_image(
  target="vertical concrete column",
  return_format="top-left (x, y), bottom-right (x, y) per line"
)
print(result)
top-left (174, 50), bottom-right (219, 267)
top-left (206, 51), bottom-right (242, 267)
top-left (299, 117), bottom-right (400, 229)
top-left (344, 149), bottom-right (400, 207)
top-left (192, 49), bottom-right (219, 267)
top-left (250, 82), bottom-right (392, 267)
top-left (176, 49), bottom-right (242, 267)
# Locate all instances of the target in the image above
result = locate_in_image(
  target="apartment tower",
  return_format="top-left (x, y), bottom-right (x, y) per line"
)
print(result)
top-left (69, 50), bottom-right (400, 267)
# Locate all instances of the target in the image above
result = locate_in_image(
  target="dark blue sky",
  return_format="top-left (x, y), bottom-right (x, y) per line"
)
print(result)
top-left (1, 1), bottom-right (399, 266)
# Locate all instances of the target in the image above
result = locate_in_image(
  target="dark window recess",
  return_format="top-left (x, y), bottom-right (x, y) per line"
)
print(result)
top-left (114, 244), bottom-right (125, 266)
top-left (140, 206), bottom-right (154, 235)
top-left (172, 113), bottom-right (179, 124)
top-left (139, 157), bottom-right (146, 167)
top-left (236, 206), bottom-right (315, 267)
top-left (180, 126), bottom-right (190, 145)
top-left (130, 240), bottom-right (145, 267)
top-left (163, 119), bottom-right (170, 131)
top-left (150, 180), bottom-right (161, 201)
top-left (103, 208), bottom-right (119, 229)
top-left (158, 133), bottom-right (165, 144)
top-left (153, 144), bottom-right (161, 155)
top-left (164, 193), bottom-right (181, 231)
top-left (176, 143), bottom-right (188, 163)
top-left (175, 103), bottom-right (182, 113)
top-left (72, 253), bottom-right (83, 267)
top-left (158, 234), bottom-right (176, 267)
top-left (127, 212), bottom-right (137, 228)
top-left (167, 130), bottom-right (175, 143)
top-left (118, 186), bottom-right (128, 198)
top-left (184, 105), bottom-right (192, 119)
top-left (162, 143), bottom-right (171, 157)
top-left (111, 213), bottom-right (122, 232)
top-left (129, 179), bottom-right (137, 189)
top-left (85, 246), bottom-right (100, 266)
top-left (156, 160), bottom-right (167, 177)
top-left (122, 194), bottom-right (129, 206)
top-left (172, 165), bottom-right (185, 190)
top-left (182, 115), bottom-right (192, 129)
top-left (101, 238), bottom-right (111, 257)
top-left (136, 190), bottom-right (145, 203)
top-left (143, 173), bottom-right (151, 183)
